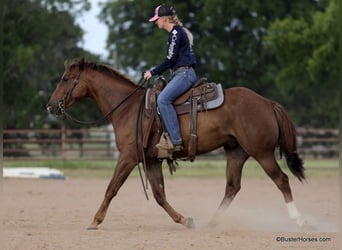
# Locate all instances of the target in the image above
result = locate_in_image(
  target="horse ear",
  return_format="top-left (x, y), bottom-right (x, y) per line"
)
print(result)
top-left (79, 58), bottom-right (85, 70)
top-left (64, 59), bottom-right (69, 69)
top-left (64, 59), bottom-right (71, 69)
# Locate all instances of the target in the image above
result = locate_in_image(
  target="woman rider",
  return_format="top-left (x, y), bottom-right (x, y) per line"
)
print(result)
top-left (143, 4), bottom-right (197, 153)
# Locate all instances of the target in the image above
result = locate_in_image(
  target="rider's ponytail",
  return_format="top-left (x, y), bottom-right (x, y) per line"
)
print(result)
top-left (167, 15), bottom-right (194, 46)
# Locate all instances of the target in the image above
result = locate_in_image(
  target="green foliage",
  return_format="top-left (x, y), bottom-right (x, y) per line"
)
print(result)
top-left (3, 0), bottom-right (100, 129)
top-left (99, 0), bottom-right (335, 127)
top-left (2, 0), bottom-right (336, 129)
top-left (264, 0), bottom-right (338, 127)
top-left (100, 0), bottom-right (326, 86)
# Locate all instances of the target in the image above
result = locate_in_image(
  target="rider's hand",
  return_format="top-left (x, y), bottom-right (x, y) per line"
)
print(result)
top-left (143, 70), bottom-right (152, 80)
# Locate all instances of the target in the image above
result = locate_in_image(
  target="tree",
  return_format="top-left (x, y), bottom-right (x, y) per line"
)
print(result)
top-left (264, 0), bottom-right (338, 127)
top-left (3, 0), bottom-right (102, 129)
top-left (100, 1), bottom-right (326, 88)
top-left (99, 0), bottom-right (333, 127)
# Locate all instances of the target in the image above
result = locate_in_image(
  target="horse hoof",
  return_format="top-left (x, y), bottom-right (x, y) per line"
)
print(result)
top-left (185, 217), bottom-right (195, 229)
top-left (87, 226), bottom-right (98, 230)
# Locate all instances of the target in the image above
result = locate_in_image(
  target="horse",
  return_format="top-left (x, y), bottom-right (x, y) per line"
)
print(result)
top-left (46, 58), bottom-right (306, 229)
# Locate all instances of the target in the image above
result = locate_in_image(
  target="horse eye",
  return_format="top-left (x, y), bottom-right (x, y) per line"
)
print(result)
top-left (62, 77), bottom-right (69, 82)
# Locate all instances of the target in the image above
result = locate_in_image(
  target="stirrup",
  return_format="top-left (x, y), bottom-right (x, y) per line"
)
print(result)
top-left (173, 145), bottom-right (184, 152)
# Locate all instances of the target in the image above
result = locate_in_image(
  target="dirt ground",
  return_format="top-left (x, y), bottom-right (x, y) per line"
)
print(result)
top-left (2, 175), bottom-right (339, 250)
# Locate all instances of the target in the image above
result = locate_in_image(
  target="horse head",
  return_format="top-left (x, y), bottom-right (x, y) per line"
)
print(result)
top-left (47, 58), bottom-right (88, 116)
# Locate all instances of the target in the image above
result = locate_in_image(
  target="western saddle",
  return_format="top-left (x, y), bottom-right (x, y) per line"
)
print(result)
top-left (144, 77), bottom-right (223, 161)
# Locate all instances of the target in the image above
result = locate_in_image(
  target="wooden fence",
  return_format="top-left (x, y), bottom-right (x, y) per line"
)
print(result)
top-left (3, 127), bottom-right (339, 160)
top-left (296, 128), bottom-right (338, 158)
top-left (3, 127), bottom-right (117, 160)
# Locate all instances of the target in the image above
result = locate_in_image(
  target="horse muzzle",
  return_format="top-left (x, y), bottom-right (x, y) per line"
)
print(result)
top-left (46, 100), bottom-right (65, 116)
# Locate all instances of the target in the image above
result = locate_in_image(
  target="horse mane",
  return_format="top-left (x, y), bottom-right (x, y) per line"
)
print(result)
top-left (65, 58), bottom-right (138, 87)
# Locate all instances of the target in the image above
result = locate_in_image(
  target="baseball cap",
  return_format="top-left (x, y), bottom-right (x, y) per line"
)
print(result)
top-left (149, 4), bottom-right (175, 22)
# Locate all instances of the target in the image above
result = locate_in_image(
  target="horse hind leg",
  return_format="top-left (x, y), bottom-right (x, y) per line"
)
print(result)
top-left (256, 154), bottom-right (305, 227)
top-left (210, 139), bottom-right (249, 226)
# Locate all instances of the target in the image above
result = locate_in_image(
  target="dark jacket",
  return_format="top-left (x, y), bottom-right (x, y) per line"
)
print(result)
top-left (151, 25), bottom-right (196, 75)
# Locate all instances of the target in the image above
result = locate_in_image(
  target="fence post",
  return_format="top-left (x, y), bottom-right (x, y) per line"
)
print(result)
top-left (61, 125), bottom-right (66, 159)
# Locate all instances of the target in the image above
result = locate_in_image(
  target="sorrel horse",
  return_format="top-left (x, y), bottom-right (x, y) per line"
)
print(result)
top-left (47, 58), bottom-right (306, 229)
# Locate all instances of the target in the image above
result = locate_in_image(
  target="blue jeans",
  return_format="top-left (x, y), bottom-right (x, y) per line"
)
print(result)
top-left (157, 67), bottom-right (197, 145)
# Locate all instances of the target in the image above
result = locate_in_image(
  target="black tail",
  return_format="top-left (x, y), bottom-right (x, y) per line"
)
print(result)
top-left (285, 152), bottom-right (305, 182)
top-left (272, 101), bottom-right (305, 182)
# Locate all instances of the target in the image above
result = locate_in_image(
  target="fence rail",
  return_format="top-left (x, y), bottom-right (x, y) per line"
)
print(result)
top-left (3, 127), bottom-right (339, 160)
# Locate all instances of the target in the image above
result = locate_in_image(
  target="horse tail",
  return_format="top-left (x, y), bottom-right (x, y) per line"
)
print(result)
top-left (271, 101), bottom-right (305, 182)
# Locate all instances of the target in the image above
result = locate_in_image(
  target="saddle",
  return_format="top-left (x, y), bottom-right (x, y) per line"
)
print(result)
top-left (144, 77), bottom-right (224, 160)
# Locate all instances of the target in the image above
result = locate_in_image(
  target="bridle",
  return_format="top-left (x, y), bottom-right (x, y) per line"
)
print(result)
top-left (57, 68), bottom-right (147, 126)
top-left (57, 70), bottom-right (82, 116)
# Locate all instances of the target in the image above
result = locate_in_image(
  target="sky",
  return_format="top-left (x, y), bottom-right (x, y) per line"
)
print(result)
top-left (76, 0), bottom-right (108, 59)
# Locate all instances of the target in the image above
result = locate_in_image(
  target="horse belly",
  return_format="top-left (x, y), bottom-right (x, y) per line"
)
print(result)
top-left (179, 109), bottom-right (231, 154)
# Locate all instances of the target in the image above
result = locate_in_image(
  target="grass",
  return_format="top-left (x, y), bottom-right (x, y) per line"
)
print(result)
top-left (3, 158), bottom-right (339, 179)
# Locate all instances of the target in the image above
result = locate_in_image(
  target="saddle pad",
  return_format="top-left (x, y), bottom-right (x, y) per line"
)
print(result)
top-left (204, 83), bottom-right (224, 109)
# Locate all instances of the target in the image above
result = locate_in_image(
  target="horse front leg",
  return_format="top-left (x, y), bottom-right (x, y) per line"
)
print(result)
top-left (147, 159), bottom-right (194, 229)
top-left (88, 155), bottom-right (136, 230)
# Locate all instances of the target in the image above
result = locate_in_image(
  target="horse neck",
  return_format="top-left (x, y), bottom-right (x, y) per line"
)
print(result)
top-left (85, 70), bottom-right (143, 123)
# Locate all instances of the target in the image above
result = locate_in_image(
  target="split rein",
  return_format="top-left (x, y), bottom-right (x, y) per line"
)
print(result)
top-left (58, 71), bottom-right (148, 126)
